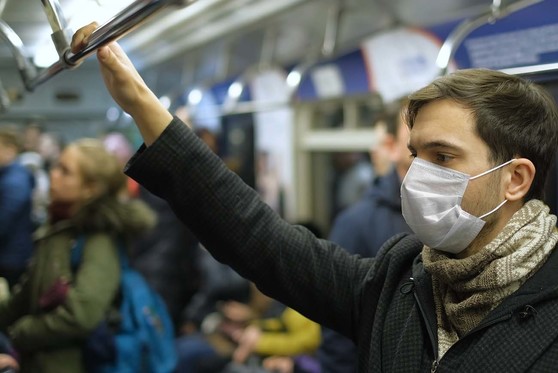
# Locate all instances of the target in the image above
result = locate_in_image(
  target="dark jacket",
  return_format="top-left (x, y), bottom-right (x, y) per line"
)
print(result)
top-left (131, 186), bottom-right (200, 328)
top-left (319, 169), bottom-right (411, 373)
top-left (0, 161), bottom-right (35, 277)
top-left (328, 169), bottom-right (410, 258)
top-left (126, 118), bottom-right (558, 372)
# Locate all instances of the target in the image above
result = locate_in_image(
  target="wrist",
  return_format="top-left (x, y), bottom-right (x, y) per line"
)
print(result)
top-left (129, 91), bottom-right (173, 146)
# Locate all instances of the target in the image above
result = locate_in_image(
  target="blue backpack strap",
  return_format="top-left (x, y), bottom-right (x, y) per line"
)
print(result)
top-left (70, 235), bottom-right (87, 272)
top-left (117, 244), bottom-right (130, 270)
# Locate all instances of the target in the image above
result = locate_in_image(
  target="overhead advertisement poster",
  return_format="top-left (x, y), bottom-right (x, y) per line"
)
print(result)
top-left (361, 27), bottom-right (442, 103)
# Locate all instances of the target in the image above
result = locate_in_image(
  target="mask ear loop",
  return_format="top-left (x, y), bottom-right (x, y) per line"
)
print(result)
top-left (470, 158), bottom-right (516, 180)
top-left (479, 199), bottom-right (507, 219)
top-left (472, 159), bottom-right (516, 220)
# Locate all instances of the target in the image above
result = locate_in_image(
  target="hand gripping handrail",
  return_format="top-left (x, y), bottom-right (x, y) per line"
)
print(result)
top-left (12, 0), bottom-right (195, 91)
top-left (435, 0), bottom-right (543, 75)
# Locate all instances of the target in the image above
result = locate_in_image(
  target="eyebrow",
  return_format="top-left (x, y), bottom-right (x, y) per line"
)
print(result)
top-left (408, 140), bottom-right (463, 153)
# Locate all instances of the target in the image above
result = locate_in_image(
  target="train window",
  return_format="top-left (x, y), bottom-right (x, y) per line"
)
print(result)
top-left (304, 94), bottom-right (383, 130)
top-left (309, 100), bottom-right (344, 129)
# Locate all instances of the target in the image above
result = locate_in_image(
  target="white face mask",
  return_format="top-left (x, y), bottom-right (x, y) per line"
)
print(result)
top-left (400, 158), bottom-right (515, 254)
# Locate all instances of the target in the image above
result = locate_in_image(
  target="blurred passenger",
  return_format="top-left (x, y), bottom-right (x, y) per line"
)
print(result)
top-left (18, 151), bottom-right (49, 229)
top-left (102, 131), bottom-right (140, 198)
top-left (19, 124), bottom-right (49, 226)
top-left (262, 355), bottom-right (320, 373)
top-left (331, 152), bottom-right (374, 218)
top-left (179, 246), bottom-right (250, 337)
top-left (0, 332), bottom-right (18, 372)
top-left (0, 128), bottom-right (34, 288)
top-left (226, 221), bottom-right (323, 373)
top-left (37, 132), bottom-right (62, 172)
top-left (130, 129), bottom-right (217, 330)
top-left (21, 123), bottom-right (42, 155)
top-left (177, 282), bottom-right (320, 373)
top-left (175, 282), bottom-right (268, 373)
top-left (132, 185), bottom-right (201, 330)
top-left (0, 138), bottom-right (155, 373)
top-left (318, 101), bottom-right (412, 372)
top-left (228, 304), bottom-right (321, 370)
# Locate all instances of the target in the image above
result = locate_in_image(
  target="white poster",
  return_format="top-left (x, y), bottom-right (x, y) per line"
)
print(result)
top-left (361, 28), bottom-right (442, 102)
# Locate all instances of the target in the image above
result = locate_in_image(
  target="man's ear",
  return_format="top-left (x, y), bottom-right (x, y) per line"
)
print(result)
top-left (505, 158), bottom-right (535, 202)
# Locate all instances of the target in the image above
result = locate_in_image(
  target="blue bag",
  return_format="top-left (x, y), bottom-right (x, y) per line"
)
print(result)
top-left (71, 236), bottom-right (178, 373)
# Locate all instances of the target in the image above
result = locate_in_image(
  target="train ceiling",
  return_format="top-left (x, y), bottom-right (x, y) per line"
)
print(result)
top-left (0, 0), bottom-right (541, 97)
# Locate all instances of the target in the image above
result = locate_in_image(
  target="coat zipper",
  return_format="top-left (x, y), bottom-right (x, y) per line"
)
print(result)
top-left (410, 277), bottom-right (440, 372)
top-left (431, 360), bottom-right (439, 373)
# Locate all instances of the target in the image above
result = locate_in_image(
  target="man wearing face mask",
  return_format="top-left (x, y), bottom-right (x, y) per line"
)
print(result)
top-left (73, 23), bottom-right (558, 372)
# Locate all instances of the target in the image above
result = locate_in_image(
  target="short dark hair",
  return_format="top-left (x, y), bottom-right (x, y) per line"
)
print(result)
top-left (375, 98), bottom-right (408, 137)
top-left (406, 69), bottom-right (558, 201)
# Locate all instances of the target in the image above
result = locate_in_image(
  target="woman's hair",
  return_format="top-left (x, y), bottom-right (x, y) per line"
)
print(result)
top-left (69, 138), bottom-right (156, 236)
top-left (406, 68), bottom-right (558, 201)
top-left (70, 138), bottom-right (127, 199)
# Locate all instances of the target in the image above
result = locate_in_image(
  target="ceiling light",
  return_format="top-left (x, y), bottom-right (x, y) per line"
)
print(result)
top-left (187, 88), bottom-right (203, 106)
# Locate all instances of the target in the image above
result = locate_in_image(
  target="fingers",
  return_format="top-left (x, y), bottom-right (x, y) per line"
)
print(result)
top-left (233, 345), bottom-right (250, 364)
top-left (97, 41), bottom-right (140, 80)
top-left (70, 21), bottom-right (138, 81)
top-left (71, 22), bottom-right (99, 53)
top-left (96, 42), bottom-right (128, 75)
top-left (0, 354), bottom-right (19, 370)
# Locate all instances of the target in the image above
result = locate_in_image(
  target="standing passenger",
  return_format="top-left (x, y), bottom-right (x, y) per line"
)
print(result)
top-left (0, 138), bottom-right (155, 373)
top-left (73, 23), bottom-right (558, 372)
top-left (0, 128), bottom-right (35, 288)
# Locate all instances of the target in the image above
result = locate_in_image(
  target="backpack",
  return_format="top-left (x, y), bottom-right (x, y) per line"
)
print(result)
top-left (71, 236), bottom-right (178, 373)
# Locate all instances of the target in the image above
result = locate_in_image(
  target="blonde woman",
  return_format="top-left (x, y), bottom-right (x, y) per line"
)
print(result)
top-left (0, 138), bottom-right (155, 373)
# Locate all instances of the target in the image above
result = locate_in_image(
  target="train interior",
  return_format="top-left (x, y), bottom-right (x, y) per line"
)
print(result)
top-left (0, 0), bottom-right (557, 235)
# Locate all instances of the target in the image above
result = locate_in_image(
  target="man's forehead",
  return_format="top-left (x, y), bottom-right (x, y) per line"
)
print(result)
top-left (409, 108), bottom-right (494, 168)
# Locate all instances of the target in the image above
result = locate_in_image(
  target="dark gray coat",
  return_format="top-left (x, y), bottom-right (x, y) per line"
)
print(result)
top-left (126, 118), bottom-right (558, 372)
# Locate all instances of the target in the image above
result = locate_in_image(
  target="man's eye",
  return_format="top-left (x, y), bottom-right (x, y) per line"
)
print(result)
top-left (436, 154), bottom-right (452, 163)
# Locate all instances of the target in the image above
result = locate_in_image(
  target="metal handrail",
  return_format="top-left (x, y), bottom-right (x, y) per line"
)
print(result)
top-left (42, 0), bottom-right (73, 57)
top-left (0, 20), bottom-right (37, 92)
top-left (435, 0), bottom-right (543, 75)
top-left (6, 0), bottom-right (194, 91)
top-left (500, 62), bottom-right (558, 76)
top-left (287, 0), bottom-right (344, 101)
top-left (64, 0), bottom-right (189, 66)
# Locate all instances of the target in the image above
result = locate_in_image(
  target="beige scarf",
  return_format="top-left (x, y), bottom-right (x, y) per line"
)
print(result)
top-left (422, 199), bottom-right (558, 358)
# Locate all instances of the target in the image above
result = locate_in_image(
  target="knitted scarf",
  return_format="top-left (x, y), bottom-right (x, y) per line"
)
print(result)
top-left (422, 199), bottom-right (558, 358)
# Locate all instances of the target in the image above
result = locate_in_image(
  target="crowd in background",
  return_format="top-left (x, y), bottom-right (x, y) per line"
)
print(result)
top-left (0, 95), bottom-right (419, 372)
